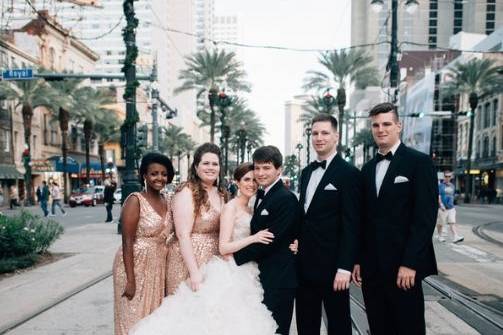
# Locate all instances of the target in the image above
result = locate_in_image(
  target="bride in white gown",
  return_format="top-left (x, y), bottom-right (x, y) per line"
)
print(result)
top-left (130, 163), bottom-right (278, 335)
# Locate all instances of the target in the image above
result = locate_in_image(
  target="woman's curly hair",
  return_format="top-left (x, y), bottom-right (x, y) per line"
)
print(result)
top-left (177, 143), bottom-right (228, 218)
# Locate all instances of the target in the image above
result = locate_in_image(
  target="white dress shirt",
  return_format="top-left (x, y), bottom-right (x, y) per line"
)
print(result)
top-left (304, 150), bottom-right (337, 213)
top-left (256, 176), bottom-right (282, 207)
top-left (375, 141), bottom-right (401, 196)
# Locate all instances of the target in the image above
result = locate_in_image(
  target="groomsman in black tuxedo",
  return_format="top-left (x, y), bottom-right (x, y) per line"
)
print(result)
top-left (234, 146), bottom-right (302, 335)
top-left (352, 103), bottom-right (438, 335)
top-left (296, 114), bottom-right (362, 335)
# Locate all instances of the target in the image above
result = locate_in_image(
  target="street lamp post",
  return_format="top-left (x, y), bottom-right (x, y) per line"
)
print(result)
top-left (305, 127), bottom-right (312, 163)
top-left (465, 93), bottom-right (478, 203)
top-left (322, 88), bottom-right (336, 114)
top-left (150, 62), bottom-right (159, 152)
top-left (336, 88), bottom-right (345, 152)
top-left (217, 91), bottom-right (232, 176)
top-left (208, 88), bottom-right (218, 144)
top-left (296, 143), bottom-right (303, 191)
top-left (119, 0), bottom-right (142, 233)
top-left (371, 0), bottom-right (418, 102)
top-left (236, 122), bottom-right (247, 165)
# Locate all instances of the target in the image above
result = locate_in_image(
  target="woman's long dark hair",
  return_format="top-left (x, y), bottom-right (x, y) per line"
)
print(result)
top-left (181, 143), bottom-right (228, 217)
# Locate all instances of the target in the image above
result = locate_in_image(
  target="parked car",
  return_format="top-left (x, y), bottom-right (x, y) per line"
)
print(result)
top-left (113, 188), bottom-right (122, 203)
top-left (69, 188), bottom-right (97, 207)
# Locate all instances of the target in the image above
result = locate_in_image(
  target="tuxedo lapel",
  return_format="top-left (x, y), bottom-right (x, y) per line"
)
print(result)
top-left (306, 155), bottom-right (340, 215)
top-left (299, 165), bottom-right (313, 208)
top-left (377, 143), bottom-right (405, 200)
top-left (256, 179), bottom-right (283, 213)
top-left (368, 157), bottom-right (378, 200)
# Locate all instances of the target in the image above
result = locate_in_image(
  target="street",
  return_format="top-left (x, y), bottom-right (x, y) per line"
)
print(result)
top-left (0, 203), bottom-right (502, 334)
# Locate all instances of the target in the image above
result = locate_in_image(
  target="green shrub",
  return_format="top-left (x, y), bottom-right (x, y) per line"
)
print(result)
top-left (0, 254), bottom-right (39, 273)
top-left (0, 211), bottom-right (63, 268)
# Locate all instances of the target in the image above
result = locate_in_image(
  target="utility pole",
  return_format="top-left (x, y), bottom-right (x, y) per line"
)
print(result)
top-left (150, 60), bottom-right (159, 152)
top-left (119, 0), bottom-right (142, 233)
top-left (389, 0), bottom-right (399, 103)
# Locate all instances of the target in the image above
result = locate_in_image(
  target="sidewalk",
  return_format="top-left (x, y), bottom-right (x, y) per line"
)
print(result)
top-left (0, 222), bottom-right (120, 333)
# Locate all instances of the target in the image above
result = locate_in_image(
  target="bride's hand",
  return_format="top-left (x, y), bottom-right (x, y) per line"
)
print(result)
top-left (289, 239), bottom-right (298, 254)
top-left (188, 270), bottom-right (203, 292)
top-left (253, 229), bottom-right (274, 244)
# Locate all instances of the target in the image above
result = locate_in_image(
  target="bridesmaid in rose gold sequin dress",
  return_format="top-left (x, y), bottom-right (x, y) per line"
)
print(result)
top-left (165, 143), bottom-right (227, 295)
top-left (113, 153), bottom-right (175, 335)
top-left (166, 203), bottom-right (221, 294)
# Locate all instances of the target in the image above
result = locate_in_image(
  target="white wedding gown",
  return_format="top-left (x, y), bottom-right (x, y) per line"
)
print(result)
top-left (130, 203), bottom-right (277, 335)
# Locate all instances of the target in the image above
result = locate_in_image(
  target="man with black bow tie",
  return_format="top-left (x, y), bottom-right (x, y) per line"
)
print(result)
top-left (352, 103), bottom-right (438, 335)
top-left (296, 114), bottom-right (362, 335)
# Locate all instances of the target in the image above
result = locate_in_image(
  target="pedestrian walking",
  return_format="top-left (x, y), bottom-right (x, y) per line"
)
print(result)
top-left (9, 185), bottom-right (20, 209)
top-left (437, 170), bottom-right (464, 243)
top-left (50, 182), bottom-right (66, 216)
top-left (36, 181), bottom-right (50, 217)
top-left (104, 180), bottom-right (117, 222)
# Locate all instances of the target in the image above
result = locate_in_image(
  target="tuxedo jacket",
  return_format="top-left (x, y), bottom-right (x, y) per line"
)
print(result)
top-left (234, 180), bottom-right (301, 289)
top-left (298, 154), bottom-right (362, 285)
top-left (360, 143), bottom-right (438, 283)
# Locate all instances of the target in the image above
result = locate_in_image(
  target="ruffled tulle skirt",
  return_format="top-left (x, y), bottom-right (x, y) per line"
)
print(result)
top-left (130, 257), bottom-right (277, 335)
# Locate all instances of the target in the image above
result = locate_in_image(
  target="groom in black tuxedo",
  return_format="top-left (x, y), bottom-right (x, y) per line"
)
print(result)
top-left (296, 114), bottom-right (362, 335)
top-left (234, 145), bottom-right (301, 335)
top-left (352, 103), bottom-right (438, 335)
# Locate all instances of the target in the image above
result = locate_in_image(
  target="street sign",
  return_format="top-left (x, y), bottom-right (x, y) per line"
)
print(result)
top-left (1, 69), bottom-right (33, 80)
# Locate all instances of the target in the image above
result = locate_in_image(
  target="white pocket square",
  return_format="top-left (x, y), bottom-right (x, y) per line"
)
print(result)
top-left (324, 183), bottom-right (338, 191)
top-left (260, 209), bottom-right (269, 216)
top-left (394, 176), bottom-right (409, 183)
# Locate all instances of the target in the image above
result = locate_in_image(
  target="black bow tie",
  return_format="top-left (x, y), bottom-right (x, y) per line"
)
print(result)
top-left (376, 151), bottom-right (393, 162)
top-left (310, 160), bottom-right (327, 170)
top-left (256, 188), bottom-right (265, 200)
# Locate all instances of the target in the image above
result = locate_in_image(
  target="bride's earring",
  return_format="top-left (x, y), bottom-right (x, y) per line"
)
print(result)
top-left (144, 178), bottom-right (147, 191)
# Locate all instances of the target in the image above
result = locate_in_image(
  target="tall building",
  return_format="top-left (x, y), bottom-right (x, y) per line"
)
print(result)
top-left (195, 0), bottom-right (215, 51)
top-left (284, 95), bottom-right (310, 167)
top-left (351, 0), bottom-right (503, 72)
top-left (213, 15), bottom-right (239, 51)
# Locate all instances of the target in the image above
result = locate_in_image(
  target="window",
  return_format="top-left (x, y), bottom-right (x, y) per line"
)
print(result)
top-left (32, 135), bottom-right (37, 155)
top-left (491, 136), bottom-right (496, 157)
top-left (1, 129), bottom-right (10, 152)
top-left (476, 106), bottom-right (482, 130)
top-left (43, 114), bottom-right (49, 145)
top-left (492, 99), bottom-right (498, 127)
top-left (50, 126), bottom-right (58, 146)
top-left (49, 48), bottom-right (56, 70)
top-left (0, 51), bottom-right (7, 69)
top-left (483, 137), bottom-right (489, 158)
top-left (484, 102), bottom-right (491, 128)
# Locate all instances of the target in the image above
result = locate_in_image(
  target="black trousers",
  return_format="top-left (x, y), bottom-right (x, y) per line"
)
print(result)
top-left (362, 280), bottom-right (425, 335)
top-left (296, 284), bottom-right (351, 335)
top-left (263, 288), bottom-right (296, 335)
top-left (105, 202), bottom-right (113, 222)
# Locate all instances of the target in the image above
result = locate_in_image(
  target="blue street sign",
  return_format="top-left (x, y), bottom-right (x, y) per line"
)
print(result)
top-left (1, 68), bottom-right (33, 80)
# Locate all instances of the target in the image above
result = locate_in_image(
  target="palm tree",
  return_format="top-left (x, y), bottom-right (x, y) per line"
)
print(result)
top-left (94, 111), bottom-right (120, 180)
top-left (159, 124), bottom-right (195, 179)
top-left (47, 78), bottom-right (83, 202)
top-left (175, 48), bottom-right (251, 143)
top-left (303, 49), bottom-right (379, 148)
top-left (299, 95), bottom-right (335, 126)
top-left (72, 87), bottom-right (114, 184)
top-left (352, 128), bottom-right (375, 164)
top-left (0, 79), bottom-right (57, 204)
top-left (443, 58), bottom-right (503, 203)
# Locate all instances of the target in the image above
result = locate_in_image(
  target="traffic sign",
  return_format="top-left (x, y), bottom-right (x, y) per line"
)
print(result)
top-left (1, 69), bottom-right (33, 80)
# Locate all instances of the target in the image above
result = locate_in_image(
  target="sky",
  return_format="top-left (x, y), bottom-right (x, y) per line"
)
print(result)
top-left (214, 0), bottom-right (352, 149)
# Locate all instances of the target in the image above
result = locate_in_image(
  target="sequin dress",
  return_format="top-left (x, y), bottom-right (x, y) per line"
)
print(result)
top-left (113, 192), bottom-right (172, 335)
top-left (165, 198), bottom-right (222, 294)
top-left (130, 199), bottom-right (277, 335)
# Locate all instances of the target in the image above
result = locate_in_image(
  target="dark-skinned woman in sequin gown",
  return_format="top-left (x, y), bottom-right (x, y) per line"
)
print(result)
top-left (112, 153), bottom-right (175, 335)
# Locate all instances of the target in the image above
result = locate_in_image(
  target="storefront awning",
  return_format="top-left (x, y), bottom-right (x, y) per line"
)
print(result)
top-left (0, 164), bottom-right (23, 179)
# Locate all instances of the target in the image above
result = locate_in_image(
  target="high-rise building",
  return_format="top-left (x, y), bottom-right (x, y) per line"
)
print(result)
top-left (284, 95), bottom-right (310, 167)
top-left (351, 0), bottom-right (503, 72)
top-left (195, 0), bottom-right (215, 51)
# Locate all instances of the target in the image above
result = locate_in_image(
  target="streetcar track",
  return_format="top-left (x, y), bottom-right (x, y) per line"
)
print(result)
top-left (0, 271), bottom-right (112, 334)
top-left (473, 221), bottom-right (503, 248)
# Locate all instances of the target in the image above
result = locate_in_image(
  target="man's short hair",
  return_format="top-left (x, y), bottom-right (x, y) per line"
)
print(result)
top-left (369, 102), bottom-right (399, 121)
top-left (253, 146), bottom-right (283, 168)
top-left (311, 113), bottom-right (338, 131)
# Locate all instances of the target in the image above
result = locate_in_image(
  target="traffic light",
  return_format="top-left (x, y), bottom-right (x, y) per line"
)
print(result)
top-left (136, 124), bottom-right (148, 158)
